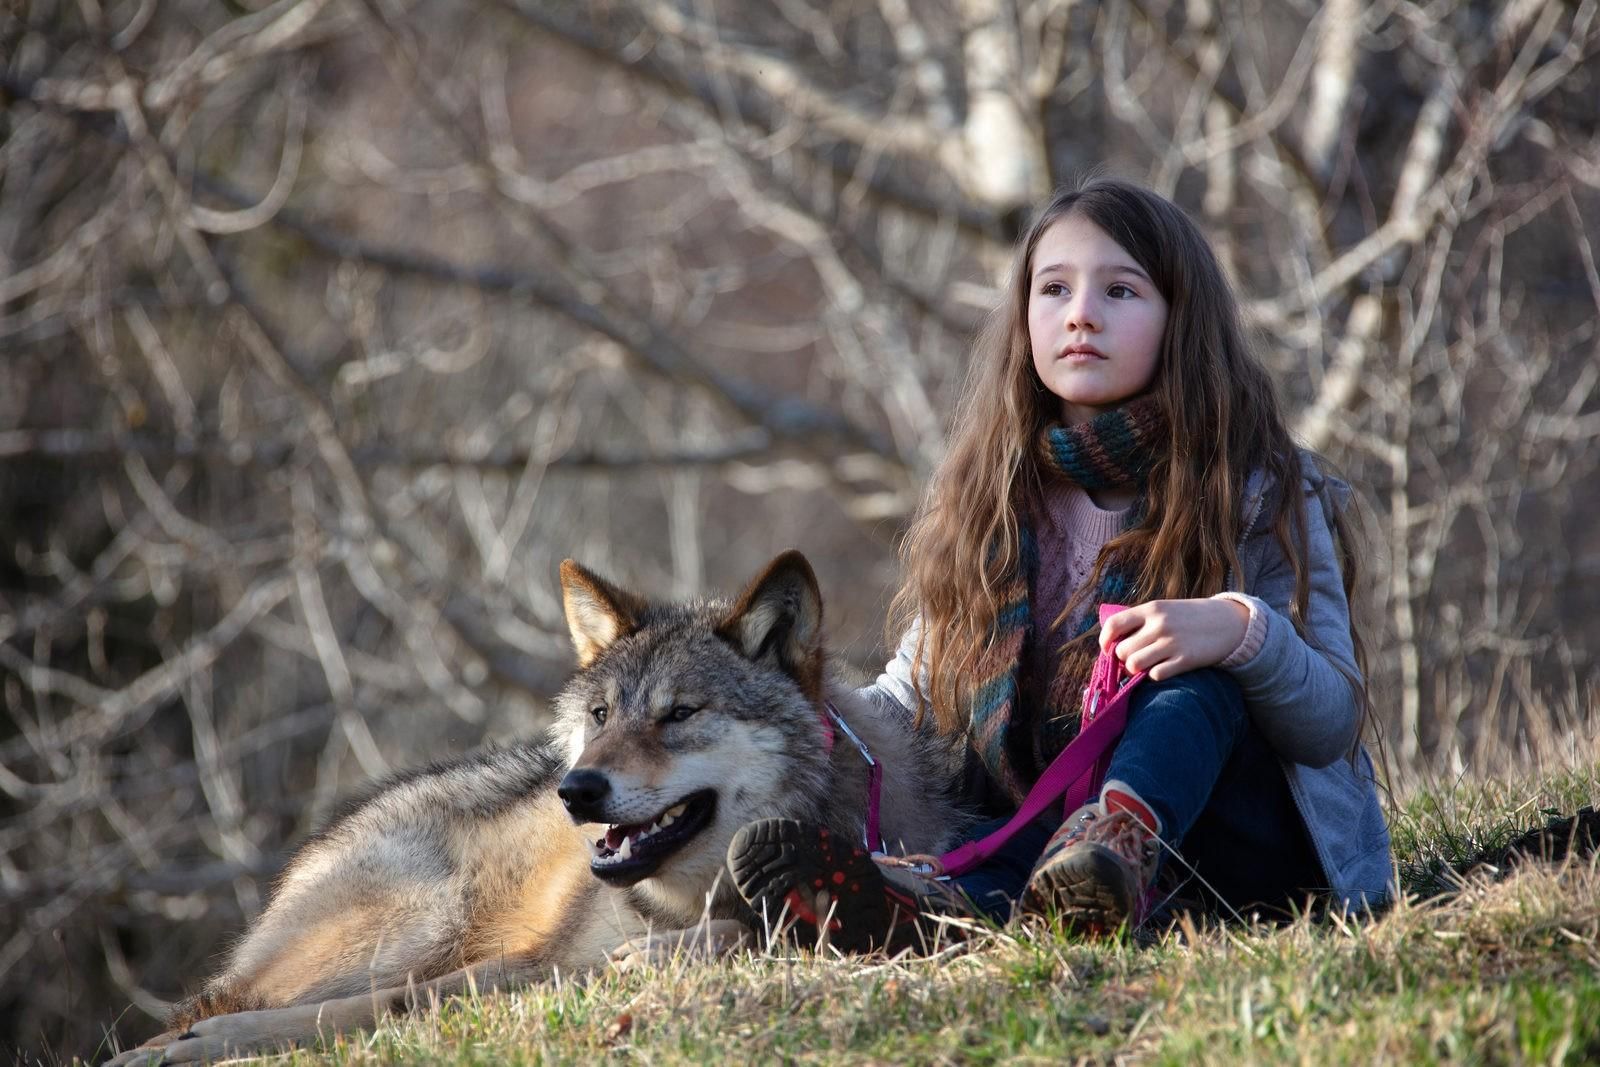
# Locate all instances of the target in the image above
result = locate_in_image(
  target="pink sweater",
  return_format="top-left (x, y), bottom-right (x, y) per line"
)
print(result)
top-left (1027, 480), bottom-right (1266, 689)
top-left (1033, 481), bottom-right (1128, 647)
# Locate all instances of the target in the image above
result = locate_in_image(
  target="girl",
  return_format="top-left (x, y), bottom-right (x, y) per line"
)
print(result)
top-left (728, 178), bottom-right (1392, 950)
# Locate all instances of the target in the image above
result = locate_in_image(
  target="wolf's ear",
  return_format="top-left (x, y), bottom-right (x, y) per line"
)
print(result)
top-left (717, 550), bottom-right (824, 695)
top-left (560, 560), bottom-right (647, 667)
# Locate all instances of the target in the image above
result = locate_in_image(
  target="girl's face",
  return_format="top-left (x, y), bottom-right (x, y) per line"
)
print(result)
top-left (1027, 213), bottom-right (1169, 426)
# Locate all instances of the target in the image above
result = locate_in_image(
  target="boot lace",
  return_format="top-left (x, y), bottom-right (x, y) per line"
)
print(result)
top-left (1066, 809), bottom-right (1158, 881)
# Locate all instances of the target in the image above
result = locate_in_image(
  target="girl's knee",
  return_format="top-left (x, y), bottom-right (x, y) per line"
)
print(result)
top-left (1133, 667), bottom-right (1244, 717)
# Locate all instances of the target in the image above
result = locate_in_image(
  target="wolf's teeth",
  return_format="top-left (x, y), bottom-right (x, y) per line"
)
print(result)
top-left (667, 803), bottom-right (687, 818)
top-left (618, 836), bottom-right (632, 860)
top-left (659, 812), bottom-right (675, 828)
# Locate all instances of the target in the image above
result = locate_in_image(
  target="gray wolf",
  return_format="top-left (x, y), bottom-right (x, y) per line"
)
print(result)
top-left (105, 551), bottom-right (964, 1065)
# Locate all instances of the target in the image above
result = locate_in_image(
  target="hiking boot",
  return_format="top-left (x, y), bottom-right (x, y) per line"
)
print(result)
top-left (727, 818), bottom-right (975, 954)
top-left (1021, 780), bottom-right (1161, 933)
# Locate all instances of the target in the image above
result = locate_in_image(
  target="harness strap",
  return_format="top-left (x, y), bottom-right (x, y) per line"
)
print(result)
top-left (824, 700), bottom-right (883, 852)
top-left (816, 702), bottom-right (836, 756)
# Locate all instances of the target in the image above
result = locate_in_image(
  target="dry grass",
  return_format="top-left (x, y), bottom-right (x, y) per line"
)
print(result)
top-left (254, 858), bottom-right (1600, 1065)
top-left (85, 747), bottom-right (1600, 1066)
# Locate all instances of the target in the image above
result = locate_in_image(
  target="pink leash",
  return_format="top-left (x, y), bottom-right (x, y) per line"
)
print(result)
top-left (825, 604), bottom-right (1143, 869)
top-left (935, 603), bottom-right (1145, 878)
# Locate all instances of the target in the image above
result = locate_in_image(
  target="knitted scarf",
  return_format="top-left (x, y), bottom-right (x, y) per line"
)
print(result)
top-left (968, 396), bottom-right (1167, 803)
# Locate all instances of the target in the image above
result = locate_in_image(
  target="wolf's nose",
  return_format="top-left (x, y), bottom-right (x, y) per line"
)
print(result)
top-left (557, 769), bottom-right (611, 816)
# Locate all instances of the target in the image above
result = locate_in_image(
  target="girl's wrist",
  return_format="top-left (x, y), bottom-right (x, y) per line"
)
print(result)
top-left (1211, 592), bottom-right (1266, 667)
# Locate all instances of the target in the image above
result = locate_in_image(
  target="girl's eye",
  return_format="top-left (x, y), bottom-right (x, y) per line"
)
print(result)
top-left (666, 705), bottom-right (700, 724)
top-left (1040, 281), bottom-right (1067, 297)
top-left (1108, 283), bottom-right (1136, 298)
top-left (591, 706), bottom-right (608, 725)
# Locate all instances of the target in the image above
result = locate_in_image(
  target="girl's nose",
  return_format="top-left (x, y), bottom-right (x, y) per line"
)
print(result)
top-left (1064, 293), bottom-right (1100, 332)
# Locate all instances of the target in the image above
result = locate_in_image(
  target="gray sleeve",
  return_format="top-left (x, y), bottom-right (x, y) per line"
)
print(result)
top-left (1225, 482), bottom-right (1363, 768)
top-left (856, 619), bottom-right (926, 725)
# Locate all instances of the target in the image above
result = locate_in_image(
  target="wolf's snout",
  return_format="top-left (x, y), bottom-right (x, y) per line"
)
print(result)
top-left (557, 768), bottom-right (611, 818)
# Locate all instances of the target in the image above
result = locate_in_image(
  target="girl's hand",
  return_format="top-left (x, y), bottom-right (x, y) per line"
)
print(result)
top-left (1099, 598), bottom-right (1249, 681)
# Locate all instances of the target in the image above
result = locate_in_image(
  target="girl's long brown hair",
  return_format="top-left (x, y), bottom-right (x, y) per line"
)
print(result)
top-left (891, 178), bottom-right (1371, 752)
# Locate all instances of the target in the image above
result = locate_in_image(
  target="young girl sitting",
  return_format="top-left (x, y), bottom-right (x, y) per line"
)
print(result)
top-left (728, 177), bottom-right (1393, 950)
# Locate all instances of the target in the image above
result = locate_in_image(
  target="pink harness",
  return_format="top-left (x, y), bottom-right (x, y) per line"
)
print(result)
top-left (820, 698), bottom-right (886, 852)
top-left (827, 603), bottom-right (1145, 876)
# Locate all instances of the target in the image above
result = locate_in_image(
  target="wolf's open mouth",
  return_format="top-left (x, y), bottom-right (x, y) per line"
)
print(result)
top-left (589, 789), bottom-right (718, 884)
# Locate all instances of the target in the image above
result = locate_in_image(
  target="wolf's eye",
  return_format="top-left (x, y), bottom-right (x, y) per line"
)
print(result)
top-left (591, 705), bottom-right (608, 725)
top-left (665, 704), bottom-right (700, 724)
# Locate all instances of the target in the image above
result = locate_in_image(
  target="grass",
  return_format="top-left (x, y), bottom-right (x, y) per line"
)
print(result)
top-left (92, 754), bottom-right (1600, 1066)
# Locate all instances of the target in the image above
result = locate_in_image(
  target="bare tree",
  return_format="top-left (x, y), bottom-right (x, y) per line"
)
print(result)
top-left (2, 0), bottom-right (1597, 1056)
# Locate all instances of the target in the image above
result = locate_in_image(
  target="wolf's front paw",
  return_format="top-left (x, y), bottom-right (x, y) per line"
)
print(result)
top-left (102, 1007), bottom-right (316, 1065)
top-left (101, 1040), bottom-right (173, 1067)
top-left (609, 918), bottom-right (750, 971)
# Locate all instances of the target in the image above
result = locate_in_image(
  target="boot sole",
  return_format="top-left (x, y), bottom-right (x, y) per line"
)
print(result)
top-left (728, 818), bottom-right (916, 954)
top-left (1024, 843), bottom-right (1138, 932)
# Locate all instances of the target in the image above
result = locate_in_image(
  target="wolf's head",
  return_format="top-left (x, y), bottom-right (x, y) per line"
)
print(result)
top-left (552, 550), bottom-right (835, 920)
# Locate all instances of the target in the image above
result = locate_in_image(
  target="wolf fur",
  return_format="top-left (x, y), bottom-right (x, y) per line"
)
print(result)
top-left (105, 551), bottom-right (964, 1065)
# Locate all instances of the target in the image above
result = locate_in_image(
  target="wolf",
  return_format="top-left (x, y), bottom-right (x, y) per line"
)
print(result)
top-left (105, 551), bottom-right (965, 1065)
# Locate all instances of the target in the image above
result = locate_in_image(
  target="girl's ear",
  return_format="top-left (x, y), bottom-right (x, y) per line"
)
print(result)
top-left (716, 550), bottom-right (825, 696)
top-left (560, 560), bottom-right (647, 667)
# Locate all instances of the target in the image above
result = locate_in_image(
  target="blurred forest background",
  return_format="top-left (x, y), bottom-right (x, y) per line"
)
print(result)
top-left (2, 0), bottom-right (1598, 1058)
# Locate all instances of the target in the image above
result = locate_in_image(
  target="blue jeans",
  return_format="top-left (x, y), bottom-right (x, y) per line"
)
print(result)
top-left (952, 668), bottom-right (1325, 922)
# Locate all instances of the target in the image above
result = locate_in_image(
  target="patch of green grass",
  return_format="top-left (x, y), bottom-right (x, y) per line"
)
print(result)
top-left (1391, 761), bottom-right (1600, 899)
